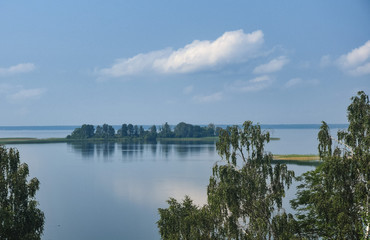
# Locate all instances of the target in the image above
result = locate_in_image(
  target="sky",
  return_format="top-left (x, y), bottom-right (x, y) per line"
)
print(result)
top-left (0, 0), bottom-right (369, 126)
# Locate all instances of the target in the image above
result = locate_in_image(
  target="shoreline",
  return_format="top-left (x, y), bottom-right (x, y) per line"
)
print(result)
top-left (0, 137), bottom-right (319, 162)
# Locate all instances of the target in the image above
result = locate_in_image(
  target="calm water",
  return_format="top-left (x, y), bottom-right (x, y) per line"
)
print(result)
top-left (2, 126), bottom-right (346, 240)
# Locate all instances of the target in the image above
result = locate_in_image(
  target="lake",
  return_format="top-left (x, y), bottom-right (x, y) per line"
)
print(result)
top-left (1, 125), bottom-right (346, 239)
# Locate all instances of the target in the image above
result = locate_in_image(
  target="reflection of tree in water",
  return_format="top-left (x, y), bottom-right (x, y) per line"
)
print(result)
top-left (207, 144), bottom-right (216, 154)
top-left (149, 143), bottom-right (157, 156)
top-left (173, 142), bottom-right (216, 158)
top-left (68, 142), bottom-right (95, 158)
top-left (120, 143), bottom-right (144, 160)
top-left (96, 142), bottom-right (115, 158)
top-left (159, 143), bottom-right (172, 159)
top-left (68, 142), bottom-right (116, 158)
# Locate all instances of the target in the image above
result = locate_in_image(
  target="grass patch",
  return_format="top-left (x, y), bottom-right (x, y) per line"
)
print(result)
top-left (0, 138), bottom-right (69, 144)
top-left (273, 154), bottom-right (320, 161)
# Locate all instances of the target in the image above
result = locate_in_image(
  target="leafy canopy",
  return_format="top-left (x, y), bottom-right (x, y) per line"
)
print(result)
top-left (291, 91), bottom-right (369, 239)
top-left (158, 121), bottom-right (294, 239)
top-left (0, 146), bottom-right (44, 240)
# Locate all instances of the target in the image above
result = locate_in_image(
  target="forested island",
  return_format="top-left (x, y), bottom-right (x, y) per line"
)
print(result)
top-left (67, 122), bottom-right (224, 141)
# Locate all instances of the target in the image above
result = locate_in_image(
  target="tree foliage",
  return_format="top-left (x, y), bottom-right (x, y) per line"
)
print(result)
top-left (157, 121), bottom-right (294, 239)
top-left (0, 146), bottom-right (44, 240)
top-left (291, 91), bottom-right (369, 239)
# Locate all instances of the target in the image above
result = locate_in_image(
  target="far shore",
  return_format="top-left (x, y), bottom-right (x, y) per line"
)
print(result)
top-left (0, 137), bottom-right (321, 162)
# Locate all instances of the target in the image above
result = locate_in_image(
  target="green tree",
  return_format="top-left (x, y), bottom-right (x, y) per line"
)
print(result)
top-left (68, 124), bottom-right (95, 139)
top-left (134, 125), bottom-right (139, 137)
top-left (157, 196), bottom-right (214, 239)
top-left (291, 91), bottom-right (369, 239)
top-left (206, 123), bottom-right (216, 136)
top-left (159, 122), bottom-right (174, 138)
top-left (174, 122), bottom-right (193, 138)
top-left (0, 146), bottom-right (44, 239)
top-left (139, 126), bottom-right (145, 137)
top-left (145, 125), bottom-right (157, 141)
top-left (127, 124), bottom-right (134, 137)
top-left (102, 124), bottom-right (115, 138)
top-left (158, 121), bottom-right (294, 239)
top-left (95, 125), bottom-right (103, 138)
top-left (118, 124), bottom-right (128, 137)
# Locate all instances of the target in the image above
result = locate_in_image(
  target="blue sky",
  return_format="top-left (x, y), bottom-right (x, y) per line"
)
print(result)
top-left (0, 0), bottom-right (369, 125)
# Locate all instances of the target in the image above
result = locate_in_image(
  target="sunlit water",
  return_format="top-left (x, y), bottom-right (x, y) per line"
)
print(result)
top-left (3, 127), bottom-right (345, 239)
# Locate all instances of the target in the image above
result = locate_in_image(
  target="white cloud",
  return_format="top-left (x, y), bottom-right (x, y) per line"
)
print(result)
top-left (97, 30), bottom-right (264, 78)
top-left (183, 85), bottom-right (194, 94)
top-left (253, 56), bottom-right (289, 74)
top-left (285, 78), bottom-right (303, 88)
top-left (338, 40), bottom-right (370, 68)
top-left (0, 63), bottom-right (35, 76)
top-left (9, 88), bottom-right (46, 101)
top-left (336, 40), bottom-right (370, 76)
top-left (284, 78), bottom-right (319, 88)
top-left (349, 62), bottom-right (370, 76)
top-left (320, 55), bottom-right (332, 68)
top-left (229, 75), bottom-right (273, 92)
top-left (193, 92), bottom-right (223, 103)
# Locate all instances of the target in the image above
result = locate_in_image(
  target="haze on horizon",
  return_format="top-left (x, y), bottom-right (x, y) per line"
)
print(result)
top-left (0, 0), bottom-right (369, 126)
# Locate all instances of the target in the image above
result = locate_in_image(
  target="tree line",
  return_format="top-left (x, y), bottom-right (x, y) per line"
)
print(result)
top-left (66, 122), bottom-right (222, 141)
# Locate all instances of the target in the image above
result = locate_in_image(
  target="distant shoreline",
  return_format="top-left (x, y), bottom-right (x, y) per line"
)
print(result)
top-left (0, 136), bottom-right (281, 144)
top-left (0, 137), bottom-right (321, 162)
top-left (0, 123), bottom-right (349, 131)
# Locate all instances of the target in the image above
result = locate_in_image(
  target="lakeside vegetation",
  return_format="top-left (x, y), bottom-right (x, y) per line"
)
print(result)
top-left (272, 154), bottom-right (319, 161)
top-left (66, 122), bottom-right (224, 141)
top-left (157, 91), bottom-right (370, 239)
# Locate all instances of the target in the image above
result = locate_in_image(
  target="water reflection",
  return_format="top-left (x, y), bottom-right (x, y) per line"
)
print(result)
top-left (16, 136), bottom-right (318, 240)
top-left (67, 142), bottom-right (95, 158)
top-left (120, 143), bottom-right (144, 160)
top-left (68, 140), bottom-right (217, 161)
top-left (96, 142), bottom-right (115, 158)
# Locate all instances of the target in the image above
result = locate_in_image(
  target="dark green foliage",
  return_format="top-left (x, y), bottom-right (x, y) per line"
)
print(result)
top-left (145, 125), bottom-right (157, 141)
top-left (173, 122), bottom-right (218, 138)
top-left (159, 122), bottom-right (174, 138)
top-left (68, 124), bottom-right (95, 139)
top-left (0, 146), bottom-right (44, 240)
top-left (158, 121), bottom-right (294, 239)
top-left (208, 122), bottom-right (294, 239)
top-left (139, 126), bottom-right (145, 137)
top-left (117, 124), bottom-right (128, 137)
top-left (127, 124), bottom-right (134, 137)
top-left (94, 124), bottom-right (115, 139)
top-left (68, 122), bottom-right (219, 141)
top-left (291, 91), bottom-right (370, 239)
top-left (157, 196), bottom-right (214, 240)
top-left (134, 125), bottom-right (139, 137)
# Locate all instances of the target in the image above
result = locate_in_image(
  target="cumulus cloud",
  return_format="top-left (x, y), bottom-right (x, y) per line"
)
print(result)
top-left (336, 40), bottom-right (370, 76)
top-left (229, 75), bottom-right (273, 92)
top-left (349, 62), bottom-right (370, 76)
top-left (97, 30), bottom-right (264, 78)
top-left (8, 88), bottom-right (46, 101)
top-left (320, 55), bottom-right (332, 68)
top-left (338, 40), bottom-right (370, 68)
top-left (183, 85), bottom-right (194, 94)
top-left (0, 63), bottom-right (35, 76)
top-left (253, 56), bottom-right (289, 74)
top-left (285, 78), bottom-right (303, 88)
top-left (193, 92), bottom-right (223, 103)
top-left (284, 78), bottom-right (319, 88)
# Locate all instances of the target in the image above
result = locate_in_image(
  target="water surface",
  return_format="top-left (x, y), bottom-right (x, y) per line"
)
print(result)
top-left (3, 126), bottom-right (342, 239)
